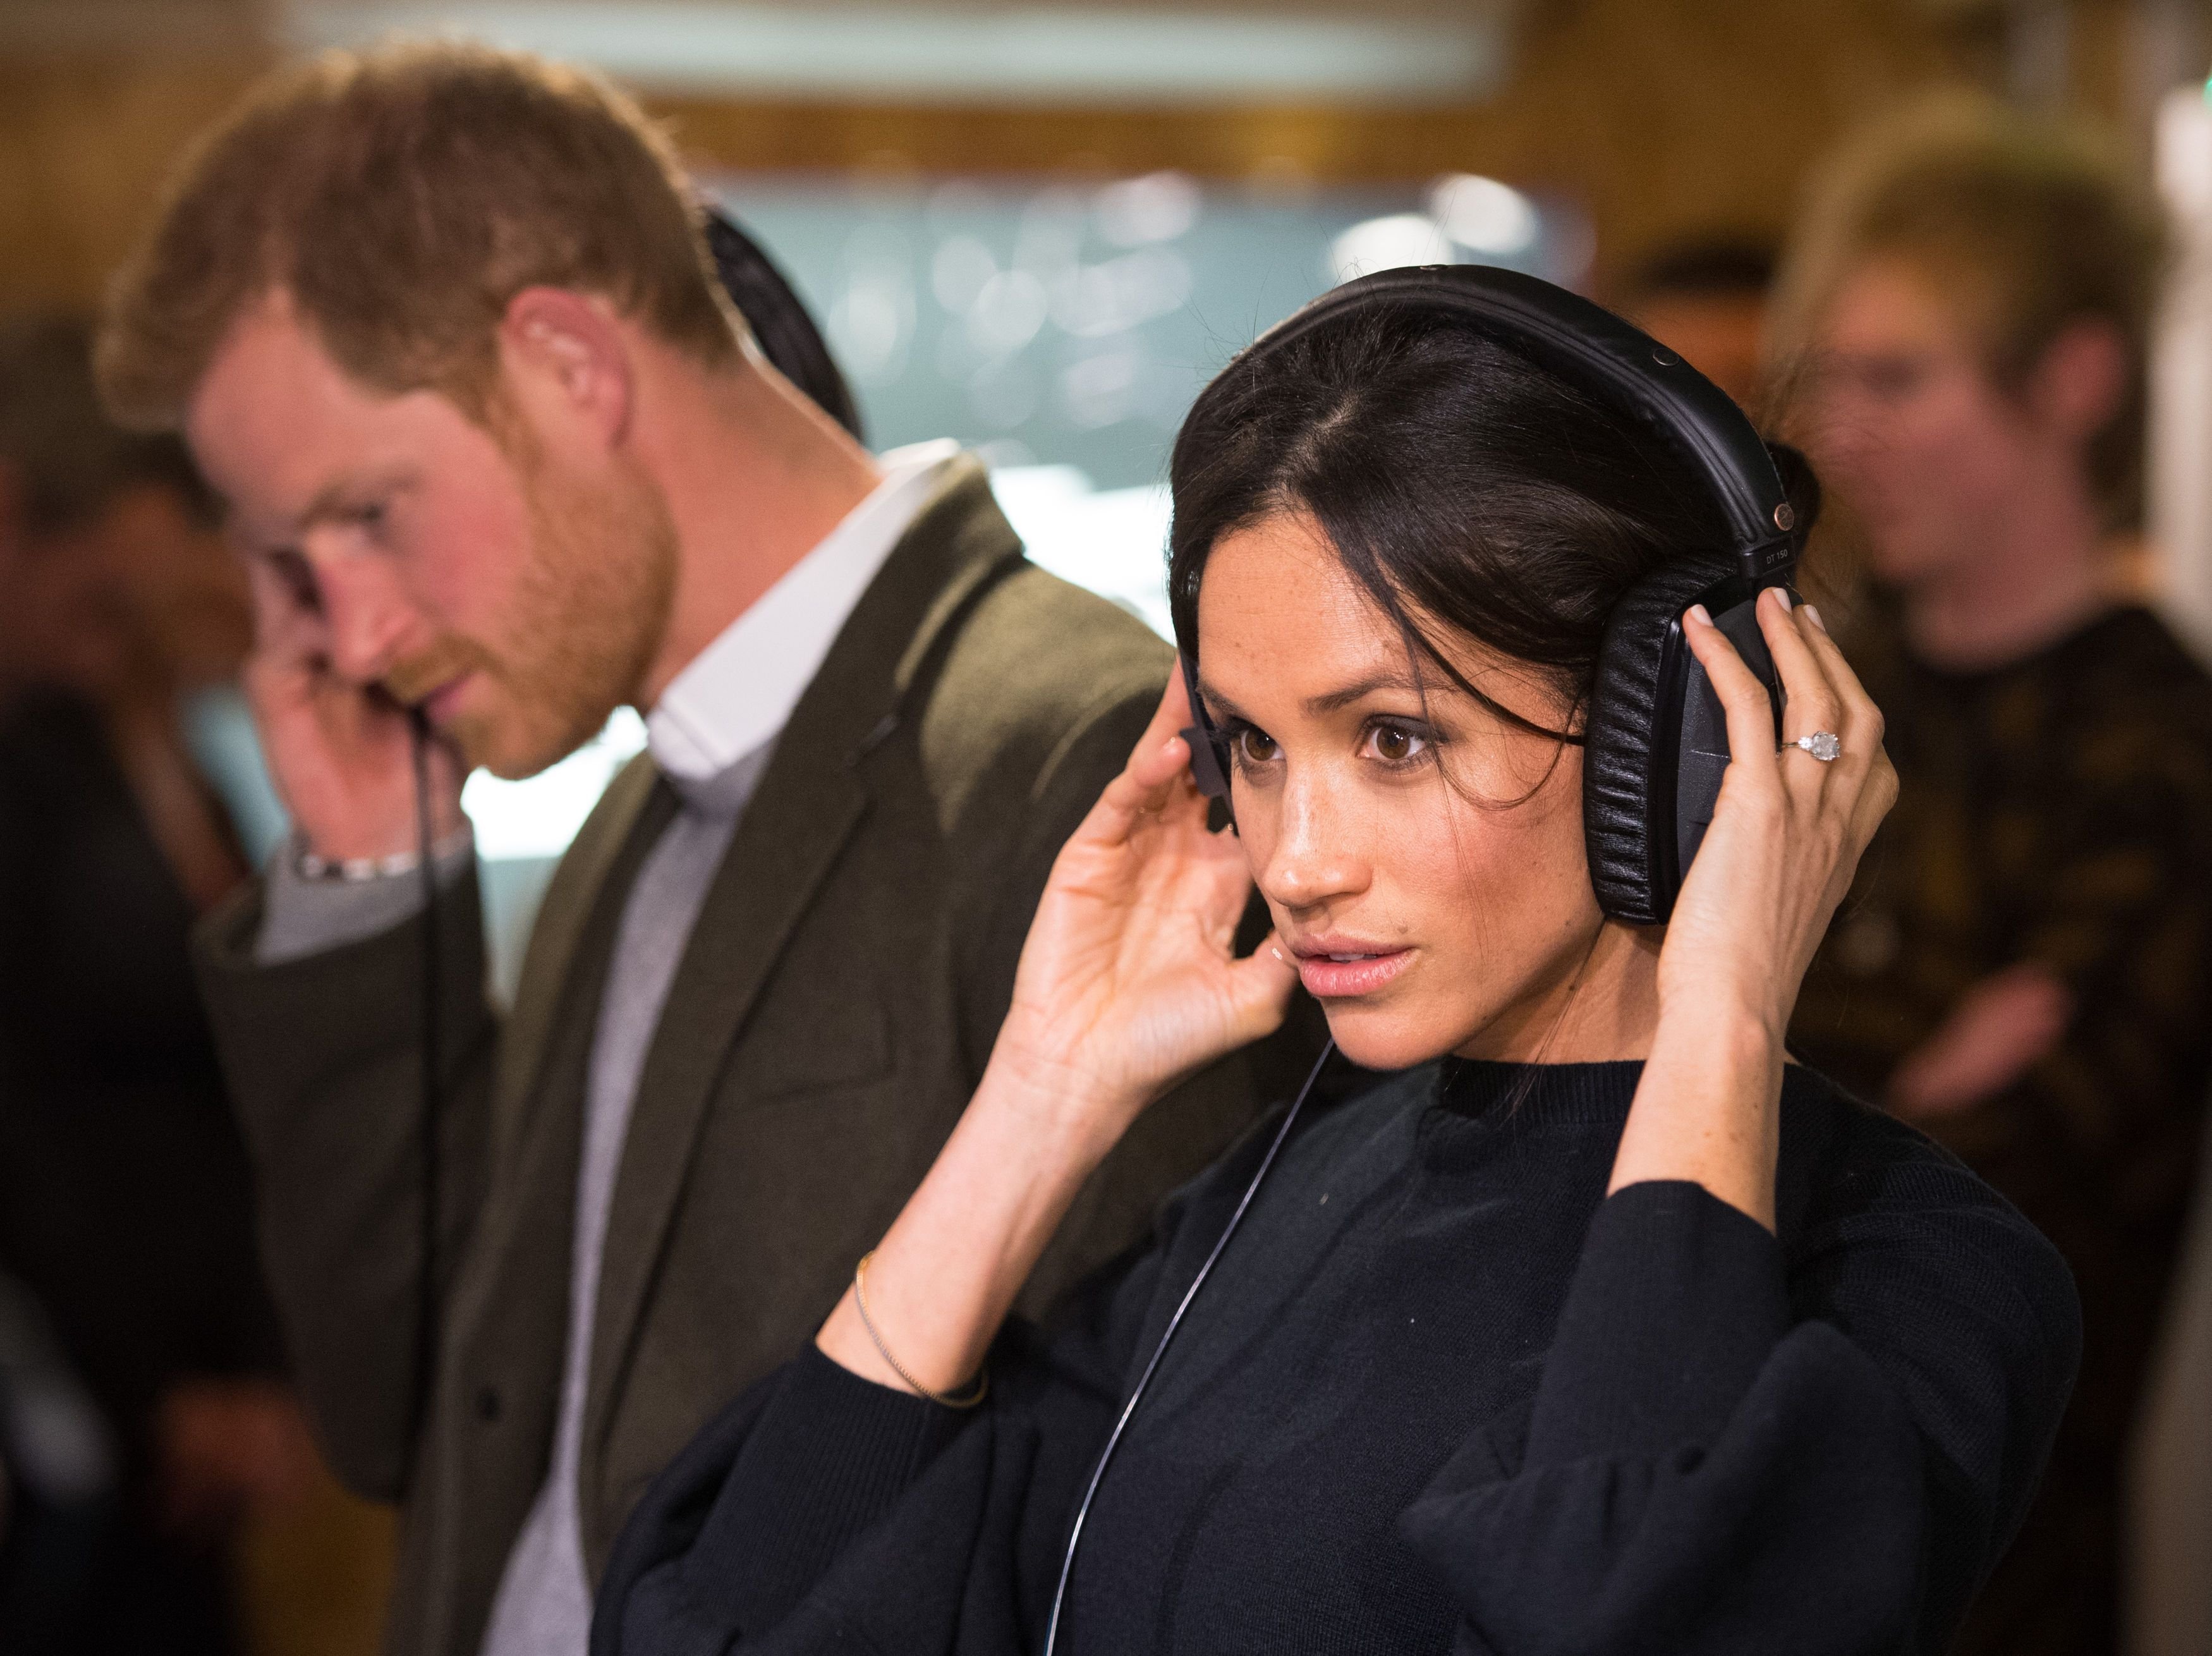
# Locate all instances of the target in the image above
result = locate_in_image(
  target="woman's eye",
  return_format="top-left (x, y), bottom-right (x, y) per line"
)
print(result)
top-left (1232, 727), bottom-right (1279, 766)
top-left (1363, 721), bottom-right (1430, 765)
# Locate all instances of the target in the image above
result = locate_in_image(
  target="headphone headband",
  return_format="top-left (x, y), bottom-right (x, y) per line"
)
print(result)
top-left (1246, 265), bottom-right (1796, 582)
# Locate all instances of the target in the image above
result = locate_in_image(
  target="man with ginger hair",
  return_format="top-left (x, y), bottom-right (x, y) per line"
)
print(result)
top-left (97, 44), bottom-right (1295, 1656)
top-left (1779, 99), bottom-right (2212, 1655)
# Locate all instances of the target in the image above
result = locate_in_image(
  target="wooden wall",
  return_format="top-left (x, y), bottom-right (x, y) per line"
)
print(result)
top-left (0, 57), bottom-right (266, 315)
top-left (658, 0), bottom-right (1964, 285)
top-left (0, 0), bottom-right (2166, 322)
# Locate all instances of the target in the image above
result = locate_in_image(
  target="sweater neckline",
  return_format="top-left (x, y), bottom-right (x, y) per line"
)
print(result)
top-left (1431, 1057), bottom-right (1646, 1127)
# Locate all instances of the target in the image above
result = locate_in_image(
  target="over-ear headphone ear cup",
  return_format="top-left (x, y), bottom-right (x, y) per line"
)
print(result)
top-left (1582, 556), bottom-right (1735, 926)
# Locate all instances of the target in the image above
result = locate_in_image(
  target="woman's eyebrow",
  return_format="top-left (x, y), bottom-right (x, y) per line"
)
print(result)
top-left (1194, 679), bottom-right (1251, 724)
top-left (1304, 671), bottom-right (1428, 715)
top-left (1196, 671), bottom-right (1431, 725)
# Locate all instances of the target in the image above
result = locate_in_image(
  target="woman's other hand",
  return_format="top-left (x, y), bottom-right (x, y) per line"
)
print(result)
top-left (988, 667), bottom-right (1299, 1161)
top-left (1609, 588), bottom-right (1897, 1228)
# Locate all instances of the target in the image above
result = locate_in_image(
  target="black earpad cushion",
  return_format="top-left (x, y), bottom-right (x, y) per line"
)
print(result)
top-left (1583, 555), bottom-right (1735, 926)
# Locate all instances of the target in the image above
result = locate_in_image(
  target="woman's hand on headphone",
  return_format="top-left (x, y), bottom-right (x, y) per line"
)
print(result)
top-left (812, 671), bottom-right (1296, 1400)
top-left (1665, 587), bottom-right (1897, 1039)
top-left (986, 666), bottom-right (1299, 1164)
top-left (1610, 587), bottom-right (1896, 1229)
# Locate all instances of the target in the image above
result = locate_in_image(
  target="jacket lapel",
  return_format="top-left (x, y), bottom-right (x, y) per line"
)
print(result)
top-left (437, 753), bottom-right (675, 1590)
top-left (581, 459), bottom-right (1025, 1445)
top-left (487, 754), bottom-right (669, 1164)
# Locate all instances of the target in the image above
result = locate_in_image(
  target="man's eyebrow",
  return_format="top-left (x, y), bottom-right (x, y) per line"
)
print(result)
top-left (289, 466), bottom-right (418, 537)
top-left (293, 476), bottom-right (368, 534)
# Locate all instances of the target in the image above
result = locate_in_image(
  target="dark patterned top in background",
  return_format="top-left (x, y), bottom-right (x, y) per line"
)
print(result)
top-left (1792, 602), bottom-right (2212, 1656)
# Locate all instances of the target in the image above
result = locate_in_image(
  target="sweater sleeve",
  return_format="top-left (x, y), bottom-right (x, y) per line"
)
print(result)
top-left (1399, 1172), bottom-right (2079, 1656)
top-left (592, 1217), bottom-right (1184, 1656)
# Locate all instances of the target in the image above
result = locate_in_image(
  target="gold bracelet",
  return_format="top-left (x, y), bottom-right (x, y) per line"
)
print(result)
top-left (851, 1251), bottom-right (988, 1409)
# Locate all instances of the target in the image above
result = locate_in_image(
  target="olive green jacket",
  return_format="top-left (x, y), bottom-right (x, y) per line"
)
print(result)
top-left (195, 461), bottom-right (1297, 1656)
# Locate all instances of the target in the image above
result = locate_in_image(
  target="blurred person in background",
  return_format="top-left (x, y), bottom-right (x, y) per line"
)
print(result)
top-left (1777, 97), bottom-right (2212, 1656)
top-left (1617, 236), bottom-right (1778, 411)
top-left (93, 44), bottom-right (1298, 1656)
top-left (0, 316), bottom-right (319, 1653)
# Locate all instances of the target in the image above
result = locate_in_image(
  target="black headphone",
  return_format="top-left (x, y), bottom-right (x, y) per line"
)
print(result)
top-left (702, 207), bottom-right (866, 444)
top-left (1176, 263), bottom-right (1799, 926)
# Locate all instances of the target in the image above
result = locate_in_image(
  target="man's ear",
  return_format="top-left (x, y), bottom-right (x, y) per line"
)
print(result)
top-left (496, 288), bottom-right (635, 451)
top-left (2027, 318), bottom-right (2128, 447)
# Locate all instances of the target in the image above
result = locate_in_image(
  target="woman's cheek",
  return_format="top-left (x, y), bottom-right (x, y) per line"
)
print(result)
top-left (1396, 810), bottom-right (1500, 1002)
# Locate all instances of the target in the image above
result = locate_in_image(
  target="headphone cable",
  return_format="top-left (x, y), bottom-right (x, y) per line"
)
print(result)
top-left (1041, 1036), bottom-right (1335, 1656)
top-left (408, 710), bottom-right (443, 1444)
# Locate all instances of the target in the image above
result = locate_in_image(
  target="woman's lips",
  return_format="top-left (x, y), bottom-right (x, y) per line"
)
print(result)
top-left (1294, 946), bottom-right (1412, 999)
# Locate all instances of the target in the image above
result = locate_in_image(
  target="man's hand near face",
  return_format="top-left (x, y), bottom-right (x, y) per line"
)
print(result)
top-left (1887, 961), bottom-right (2074, 1121)
top-left (154, 1378), bottom-right (320, 1542)
top-left (244, 554), bottom-right (466, 864)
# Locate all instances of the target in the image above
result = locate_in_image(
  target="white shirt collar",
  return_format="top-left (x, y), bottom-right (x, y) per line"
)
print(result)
top-left (646, 440), bottom-right (962, 782)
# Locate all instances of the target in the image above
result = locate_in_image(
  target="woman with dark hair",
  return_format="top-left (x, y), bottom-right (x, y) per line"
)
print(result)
top-left (592, 281), bottom-right (2077, 1656)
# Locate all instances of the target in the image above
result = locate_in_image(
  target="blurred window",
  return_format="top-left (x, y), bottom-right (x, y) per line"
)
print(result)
top-left (711, 169), bottom-right (1579, 492)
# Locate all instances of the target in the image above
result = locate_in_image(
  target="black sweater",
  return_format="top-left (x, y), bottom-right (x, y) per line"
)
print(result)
top-left (593, 1059), bottom-right (2079, 1656)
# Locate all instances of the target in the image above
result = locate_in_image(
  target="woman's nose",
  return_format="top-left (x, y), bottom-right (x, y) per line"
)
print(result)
top-left (1256, 772), bottom-right (1371, 914)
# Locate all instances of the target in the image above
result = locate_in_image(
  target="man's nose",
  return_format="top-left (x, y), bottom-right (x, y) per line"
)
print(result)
top-left (317, 558), bottom-right (421, 686)
top-left (1257, 770), bottom-right (1371, 914)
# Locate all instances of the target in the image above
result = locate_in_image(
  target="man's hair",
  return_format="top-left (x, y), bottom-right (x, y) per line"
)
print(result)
top-left (0, 315), bottom-right (212, 535)
top-left (95, 40), bottom-right (741, 432)
top-left (1772, 94), bottom-right (2168, 526)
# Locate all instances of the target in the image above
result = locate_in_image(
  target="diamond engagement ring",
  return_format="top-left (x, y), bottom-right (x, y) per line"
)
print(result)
top-left (1789, 731), bottom-right (1842, 762)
